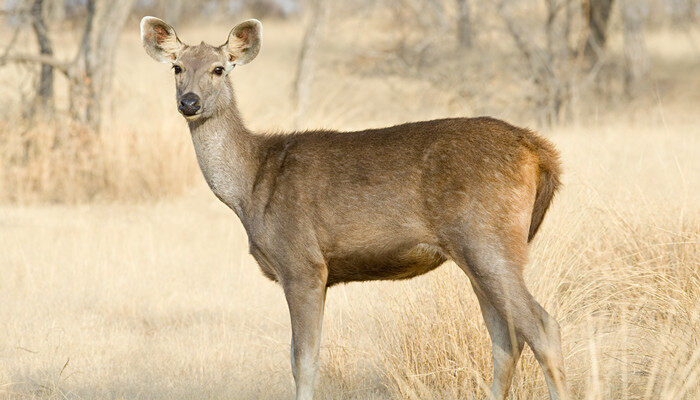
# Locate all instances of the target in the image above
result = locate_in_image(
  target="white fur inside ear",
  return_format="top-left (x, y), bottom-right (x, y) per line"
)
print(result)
top-left (224, 19), bottom-right (262, 66)
top-left (140, 16), bottom-right (184, 63)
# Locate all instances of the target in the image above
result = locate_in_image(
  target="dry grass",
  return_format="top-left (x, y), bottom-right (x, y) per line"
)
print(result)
top-left (0, 124), bottom-right (697, 400)
top-left (0, 119), bottom-right (197, 203)
top-left (0, 16), bottom-right (698, 400)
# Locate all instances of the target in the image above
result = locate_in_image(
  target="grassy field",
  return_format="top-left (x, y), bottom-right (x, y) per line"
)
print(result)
top-left (1, 17), bottom-right (699, 400)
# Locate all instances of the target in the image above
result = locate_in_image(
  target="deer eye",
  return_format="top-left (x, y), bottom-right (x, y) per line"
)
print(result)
top-left (173, 65), bottom-right (182, 74)
top-left (213, 66), bottom-right (224, 76)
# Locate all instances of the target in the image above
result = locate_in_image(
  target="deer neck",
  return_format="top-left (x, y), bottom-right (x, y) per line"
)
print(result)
top-left (187, 85), bottom-right (259, 218)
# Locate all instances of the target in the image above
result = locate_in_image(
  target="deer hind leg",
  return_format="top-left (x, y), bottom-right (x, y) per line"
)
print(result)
top-left (283, 271), bottom-right (327, 400)
top-left (475, 291), bottom-right (525, 400)
top-left (448, 236), bottom-right (568, 400)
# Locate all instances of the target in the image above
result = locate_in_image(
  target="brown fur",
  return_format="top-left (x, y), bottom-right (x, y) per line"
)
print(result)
top-left (249, 117), bottom-right (560, 286)
top-left (141, 17), bottom-right (569, 400)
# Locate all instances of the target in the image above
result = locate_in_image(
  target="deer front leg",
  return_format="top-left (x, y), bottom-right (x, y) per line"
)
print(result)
top-left (283, 272), bottom-right (327, 400)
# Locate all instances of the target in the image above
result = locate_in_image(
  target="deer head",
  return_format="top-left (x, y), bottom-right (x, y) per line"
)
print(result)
top-left (140, 17), bottom-right (262, 121)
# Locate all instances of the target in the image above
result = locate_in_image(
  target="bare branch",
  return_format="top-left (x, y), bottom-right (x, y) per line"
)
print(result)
top-left (0, 53), bottom-right (70, 76)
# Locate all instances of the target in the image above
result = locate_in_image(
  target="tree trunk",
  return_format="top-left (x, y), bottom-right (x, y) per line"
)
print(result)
top-left (583, 0), bottom-right (615, 65)
top-left (622, 0), bottom-right (649, 97)
top-left (30, 0), bottom-right (54, 115)
top-left (292, 0), bottom-right (328, 128)
top-left (456, 0), bottom-right (472, 48)
top-left (77, 0), bottom-right (136, 132)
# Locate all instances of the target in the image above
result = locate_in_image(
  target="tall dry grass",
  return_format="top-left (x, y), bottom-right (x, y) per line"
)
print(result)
top-left (0, 15), bottom-right (698, 400)
top-left (0, 119), bottom-right (197, 203)
top-left (0, 124), bottom-right (696, 400)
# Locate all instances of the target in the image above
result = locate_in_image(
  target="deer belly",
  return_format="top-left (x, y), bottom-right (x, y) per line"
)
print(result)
top-left (326, 243), bottom-right (447, 286)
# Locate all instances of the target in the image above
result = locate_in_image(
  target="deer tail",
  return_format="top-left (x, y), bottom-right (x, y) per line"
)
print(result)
top-left (528, 137), bottom-right (562, 242)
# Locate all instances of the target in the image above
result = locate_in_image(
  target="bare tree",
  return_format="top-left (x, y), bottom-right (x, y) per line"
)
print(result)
top-left (0, 0), bottom-right (136, 131)
top-left (30, 0), bottom-right (54, 115)
top-left (499, 0), bottom-right (577, 126)
top-left (456, 0), bottom-right (473, 48)
top-left (583, 0), bottom-right (615, 66)
top-left (292, 0), bottom-right (328, 128)
top-left (622, 0), bottom-right (649, 97)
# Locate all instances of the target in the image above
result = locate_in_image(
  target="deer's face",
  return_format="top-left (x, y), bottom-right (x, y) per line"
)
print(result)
top-left (140, 17), bottom-right (262, 122)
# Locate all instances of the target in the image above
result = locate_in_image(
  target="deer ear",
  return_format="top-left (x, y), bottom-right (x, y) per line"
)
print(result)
top-left (223, 19), bottom-right (262, 67)
top-left (140, 16), bottom-right (184, 63)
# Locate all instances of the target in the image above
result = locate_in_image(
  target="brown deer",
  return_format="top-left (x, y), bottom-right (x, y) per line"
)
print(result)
top-left (140, 17), bottom-right (568, 400)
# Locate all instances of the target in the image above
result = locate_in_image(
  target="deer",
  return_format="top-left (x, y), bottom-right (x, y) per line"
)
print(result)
top-left (140, 17), bottom-right (569, 400)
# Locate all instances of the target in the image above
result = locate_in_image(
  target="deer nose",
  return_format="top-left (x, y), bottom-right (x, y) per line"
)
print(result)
top-left (179, 93), bottom-right (201, 116)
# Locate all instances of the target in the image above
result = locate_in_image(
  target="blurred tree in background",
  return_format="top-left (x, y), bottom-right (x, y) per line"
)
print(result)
top-left (583, 0), bottom-right (615, 66)
top-left (2, 0), bottom-right (136, 130)
top-left (0, 0), bottom-right (302, 132)
top-left (0, 0), bottom-right (697, 130)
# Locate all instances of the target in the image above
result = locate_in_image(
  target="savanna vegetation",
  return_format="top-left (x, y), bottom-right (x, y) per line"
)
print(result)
top-left (1, 1), bottom-right (698, 399)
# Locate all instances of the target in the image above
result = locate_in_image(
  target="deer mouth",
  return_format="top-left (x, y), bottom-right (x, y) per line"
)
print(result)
top-left (183, 112), bottom-right (202, 121)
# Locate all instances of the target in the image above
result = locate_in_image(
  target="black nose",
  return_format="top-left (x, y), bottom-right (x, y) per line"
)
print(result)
top-left (178, 92), bottom-right (201, 116)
